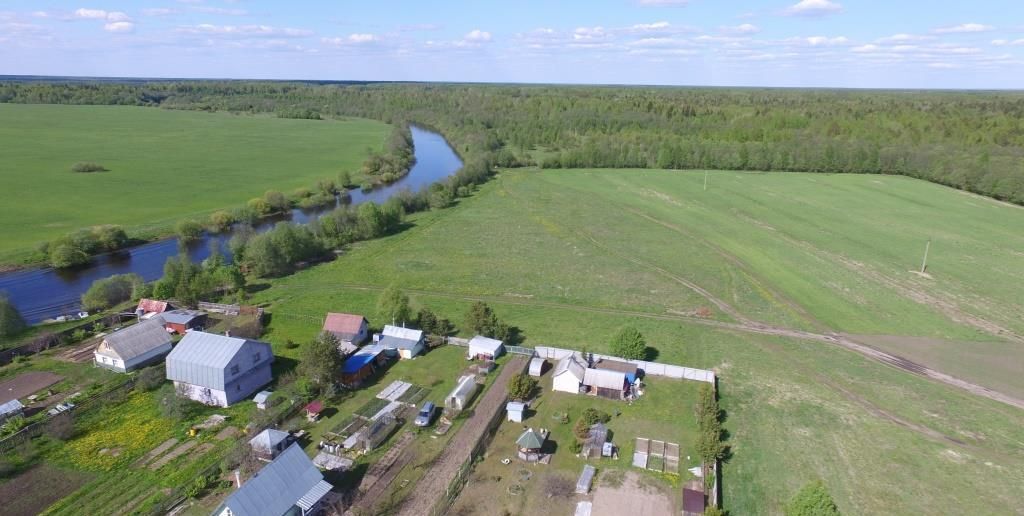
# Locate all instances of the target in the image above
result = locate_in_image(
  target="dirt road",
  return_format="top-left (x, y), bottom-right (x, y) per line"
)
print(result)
top-left (396, 356), bottom-right (528, 516)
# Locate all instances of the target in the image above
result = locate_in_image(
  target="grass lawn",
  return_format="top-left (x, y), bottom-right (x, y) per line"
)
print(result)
top-left (0, 103), bottom-right (389, 261)
top-left (450, 374), bottom-right (701, 516)
top-left (248, 168), bottom-right (1024, 514)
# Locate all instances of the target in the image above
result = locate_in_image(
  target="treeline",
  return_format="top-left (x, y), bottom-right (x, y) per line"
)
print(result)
top-left (40, 225), bottom-right (132, 268)
top-left (3, 81), bottom-right (1022, 204)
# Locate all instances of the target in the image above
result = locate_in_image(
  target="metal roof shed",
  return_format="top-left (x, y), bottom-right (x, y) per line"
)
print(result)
top-left (467, 335), bottom-right (504, 359)
top-left (528, 358), bottom-right (547, 377)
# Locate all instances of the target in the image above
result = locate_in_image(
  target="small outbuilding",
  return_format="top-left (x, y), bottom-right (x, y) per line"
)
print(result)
top-left (467, 335), bottom-right (504, 360)
top-left (683, 487), bottom-right (706, 515)
top-left (552, 354), bottom-right (587, 394)
top-left (161, 309), bottom-right (208, 335)
top-left (528, 358), bottom-right (547, 377)
top-left (506, 401), bottom-right (527, 422)
top-left (94, 316), bottom-right (173, 373)
top-left (249, 428), bottom-right (292, 460)
top-left (445, 375), bottom-right (479, 413)
top-left (340, 347), bottom-right (385, 387)
top-left (575, 464), bottom-right (596, 494)
top-left (582, 422), bottom-right (609, 459)
top-left (378, 325), bottom-right (425, 359)
top-left (516, 427), bottom-right (549, 462)
top-left (322, 312), bottom-right (369, 355)
top-left (583, 368), bottom-right (628, 400)
top-left (135, 298), bottom-right (170, 319)
top-left (305, 400), bottom-right (324, 422)
top-left (254, 390), bottom-right (273, 410)
top-left (0, 399), bottom-right (25, 424)
top-left (593, 358), bottom-right (639, 384)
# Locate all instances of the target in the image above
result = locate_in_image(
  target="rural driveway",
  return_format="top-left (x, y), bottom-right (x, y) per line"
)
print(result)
top-left (396, 355), bottom-right (528, 516)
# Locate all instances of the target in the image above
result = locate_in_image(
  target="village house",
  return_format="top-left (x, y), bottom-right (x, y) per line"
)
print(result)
top-left (467, 335), bottom-right (504, 360)
top-left (135, 298), bottom-right (171, 319)
top-left (165, 331), bottom-right (274, 407)
top-left (321, 312), bottom-right (369, 355)
top-left (552, 353), bottom-right (587, 394)
top-left (93, 316), bottom-right (173, 373)
top-left (378, 325), bottom-right (425, 359)
top-left (216, 443), bottom-right (332, 516)
top-left (161, 309), bottom-right (208, 334)
top-left (249, 428), bottom-right (292, 461)
top-left (583, 368), bottom-right (628, 400)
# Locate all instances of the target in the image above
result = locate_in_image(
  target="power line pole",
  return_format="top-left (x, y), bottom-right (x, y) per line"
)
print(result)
top-left (920, 239), bottom-right (931, 273)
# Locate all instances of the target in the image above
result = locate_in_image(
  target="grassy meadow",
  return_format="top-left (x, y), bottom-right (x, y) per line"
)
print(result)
top-left (0, 104), bottom-right (389, 261)
top-left (247, 168), bottom-right (1024, 514)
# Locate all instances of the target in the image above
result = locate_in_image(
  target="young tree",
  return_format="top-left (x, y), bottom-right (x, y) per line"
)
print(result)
top-left (0, 295), bottom-right (27, 337)
top-left (299, 332), bottom-right (344, 389)
top-left (507, 373), bottom-right (538, 401)
top-left (81, 273), bottom-right (143, 311)
top-left (377, 284), bottom-right (412, 326)
top-left (609, 325), bottom-right (647, 360)
top-left (463, 301), bottom-right (510, 340)
top-left (416, 307), bottom-right (439, 334)
top-left (785, 480), bottom-right (841, 516)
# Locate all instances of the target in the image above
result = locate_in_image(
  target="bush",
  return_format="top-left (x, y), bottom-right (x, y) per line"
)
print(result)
top-left (208, 210), bottom-right (234, 233)
top-left (263, 190), bottom-right (290, 213)
top-left (247, 197), bottom-right (272, 216)
top-left (609, 326), bottom-right (648, 360)
top-left (785, 480), bottom-right (841, 516)
top-left (135, 366), bottom-right (166, 392)
top-left (93, 225), bottom-right (128, 251)
top-left (71, 161), bottom-right (107, 173)
top-left (81, 273), bottom-right (143, 311)
top-left (507, 373), bottom-right (537, 401)
top-left (568, 439), bottom-right (582, 454)
top-left (175, 219), bottom-right (204, 243)
top-left (0, 296), bottom-right (27, 337)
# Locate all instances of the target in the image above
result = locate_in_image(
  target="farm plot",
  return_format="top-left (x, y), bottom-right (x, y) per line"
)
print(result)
top-left (0, 465), bottom-right (92, 516)
top-left (0, 371), bottom-right (62, 404)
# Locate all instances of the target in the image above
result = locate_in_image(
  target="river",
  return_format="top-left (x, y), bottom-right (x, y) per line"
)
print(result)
top-left (0, 125), bottom-right (463, 324)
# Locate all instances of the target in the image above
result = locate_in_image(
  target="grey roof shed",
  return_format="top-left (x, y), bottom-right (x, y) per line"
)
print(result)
top-left (99, 317), bottom-right (172, 361)
top-left (165, 331), bottom-right (273, 391)
top-left (218, 443), bottom-right (331, 516)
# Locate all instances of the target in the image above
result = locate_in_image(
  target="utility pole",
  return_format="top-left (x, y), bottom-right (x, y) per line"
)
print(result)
top-left (703, 170), bottom-right (708, 191)
top-left (920, 239), bottom-right (931, 273)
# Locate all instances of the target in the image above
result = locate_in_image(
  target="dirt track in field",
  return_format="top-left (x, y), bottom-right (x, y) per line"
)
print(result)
top-left (396, 356), bottom-right (528, 516)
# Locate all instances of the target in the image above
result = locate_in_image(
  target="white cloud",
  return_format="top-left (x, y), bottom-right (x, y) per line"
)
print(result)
top-left (192, 6), bottom-right (248, 16)
top-left (636, 0), bottom-right (689, 6)
top-left (105, 11), bottom-right (131, 22)
top-left (851, 44), bottom-right (879, 53)
top-left (803, 36), bottom-right (848, 46)
top-left (464, 29), bottom-right (492, 42)
top-left (630, 21), bottom-right (671, 31)
top-left (933, 23), bottom-right (994, 34)
top-left (142, 8), bottom-right (178, 17)
top-left (104, 21), bottom-right (134, 33)
top-left (992, 38), bottom-right (1024, 46)
top-left (574, 26), bottom-right (608, 41)
top-left (784, 0), bottom-right (843, 17)
top-left (73, 8), bottom-right (108, 20)
top-left (178, 24), bottom-right (313, 38)
top-left (30, 11), bottom-right (49, 18)
top-left (928, 62), bottom-right (958, 69)
top-left (347, 33), bottom-right (378, 43)
top-left (720, 23), bottom-right (759, 35)
top-left (876, 33), bottom-right (933, 44)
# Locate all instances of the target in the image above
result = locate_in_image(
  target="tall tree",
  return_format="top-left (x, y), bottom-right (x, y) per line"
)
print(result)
top-left (377, 284), bottom-right (412, 326)
top-left (0, 295), bottom-right (27, 337)
top-left (299, 332), bottom-right (344, 388)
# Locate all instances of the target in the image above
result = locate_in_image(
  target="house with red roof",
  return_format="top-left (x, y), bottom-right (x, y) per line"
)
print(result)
top-left (322, 312), bottom-right (369, 355)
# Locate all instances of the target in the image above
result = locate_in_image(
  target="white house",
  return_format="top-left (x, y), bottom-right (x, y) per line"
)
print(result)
top-left (165, 331), bottom-right (274, 407)
top-left (215, 443), bottom-right (332, 516)
top-left (94, 316), bottom-right (173, 373)
top-left (467, 335), bottom-right (504, 360)
top-left (552, 354), bottom-right (587, 394)
top-left (378, 325), bottom-right (425, 359)
top-left (445, 375), bottom-right (479, 412)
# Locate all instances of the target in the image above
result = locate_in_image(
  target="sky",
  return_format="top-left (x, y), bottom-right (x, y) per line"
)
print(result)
top-left (0, 0), bottom-right (1022, 89)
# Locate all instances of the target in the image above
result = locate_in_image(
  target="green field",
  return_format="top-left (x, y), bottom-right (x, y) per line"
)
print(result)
top-left (0, 104), bottom-right (389, 260)
top-left (248, 168), bottom-right (1024, 514)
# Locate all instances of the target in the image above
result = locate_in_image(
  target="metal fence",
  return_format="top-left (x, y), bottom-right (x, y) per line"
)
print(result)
top-left (533, 346), bottom-right (716, 383)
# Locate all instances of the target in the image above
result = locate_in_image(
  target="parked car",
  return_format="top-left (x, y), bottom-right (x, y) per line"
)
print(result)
top-left (414, 401), bottom-right (437, 427)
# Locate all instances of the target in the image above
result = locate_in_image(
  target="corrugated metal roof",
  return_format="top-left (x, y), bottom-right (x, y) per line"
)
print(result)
top-left (296, 480), bottom-right (332, 511)
top-left (165, 331), bottom-right (273, 390)
top-left (382, 325), bottom-right (423, 341)
top-left (554, 354), bottom-right (586, 381)
top-left (249, 428), bottom-right (290, 452)
top-left (221, 443), bottom-right (328, 516)
top-left (160, 309), bottom-right (205, 325)
top-left (0, 399), bottom-right (24, 417)
top-left (468, 335), bottom-right (504, 354)
top-left (583, 368), bottom-right (626, 390)
top-left (253, 391), bottom-right (272, 403)
top-left (379, 335), bottom-right (419, 351)
top-left (99, 317), bottom-right (172, 361)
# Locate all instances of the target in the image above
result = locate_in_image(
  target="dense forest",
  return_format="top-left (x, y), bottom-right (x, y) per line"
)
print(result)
top-left (2, 81), bottom-right (1023, 204)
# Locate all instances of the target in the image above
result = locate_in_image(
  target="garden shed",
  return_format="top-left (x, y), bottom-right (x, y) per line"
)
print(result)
top-left (506, 401), bottom-right (527, 422)
top-left (445, 375), bottom-right (479, 412)
top-left (249, 428), bottom-right (291, 460)
top-left (253, 390), bottom-right (272, 410)
top-left (528, 357), bottom-right (547, 377)
top-left (575, 464), bottom-right (596, 494)
top-left (0, 399), bottom-right (24, 423)
top-left (467, 335), bottom-right (504, 360)
top-left (593, 358), bottom-right (638, 384)
top-left (341, 348), bottom-right (384, 387)
top-left (305, 400), bottom-right (324, 422)
top-left (583, 368), bottom-right (628, 400)
top-left (582, 422), bottom-right (609, 459)
top-left (552, 354), bottom-right (587, 394)
top-left (161, 309), bottom-right (208, 335)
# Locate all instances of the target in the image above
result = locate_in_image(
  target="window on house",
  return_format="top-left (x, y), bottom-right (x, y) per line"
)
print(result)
top-left (230, 364), bottom-right (240, 375)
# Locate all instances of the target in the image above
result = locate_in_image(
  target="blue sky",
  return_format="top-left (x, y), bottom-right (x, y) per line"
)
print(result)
top-left (1, 0), bottom-right (1022, 88)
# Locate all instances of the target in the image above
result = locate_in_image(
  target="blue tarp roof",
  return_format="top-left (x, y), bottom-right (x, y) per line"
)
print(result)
top-left (342, 352), bottom-right (378, 374)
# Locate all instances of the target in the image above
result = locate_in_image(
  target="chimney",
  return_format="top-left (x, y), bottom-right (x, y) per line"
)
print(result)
top-left (234, 470), bottom-right (242, 488)
top-left (225, 329), bottom-right (231, 337)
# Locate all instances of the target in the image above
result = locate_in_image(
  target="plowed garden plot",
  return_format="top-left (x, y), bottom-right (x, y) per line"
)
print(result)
top-left (0, 465), bottom-right (92, 516)
top-left (0, 371), bottom-right (62, 403)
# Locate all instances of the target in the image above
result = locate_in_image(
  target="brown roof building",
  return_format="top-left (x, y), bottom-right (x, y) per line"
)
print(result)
top-left (322, 313), bottom-right (369, 354)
